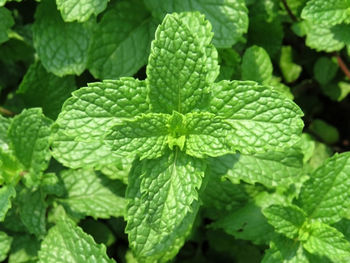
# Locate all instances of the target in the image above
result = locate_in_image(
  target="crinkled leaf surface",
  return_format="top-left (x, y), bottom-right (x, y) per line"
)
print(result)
top-left (18, 188), bottom-right (47, 237)
top-left (8, 108), bottom-right (52, 174)
top-left (17, 61), bottom-right (76, 119)
top-left (144, 0), bottom-right (248, 47)
top-left (52, 78), bottom-right (149, 168)
top-left (0, 185), bottom-right (15, 221)
top-left (38, 218), bottom-right (115, 263)
top-left (0, 7), bottom-right (14, 44)
top-left (241, 45), bottom-right (273, 84)
top-left (88, 0), bottom-right (156, 79)
top-left (223, 147), bottom-right (303, 188)
top-left (301, 0), bottom-right (350, 26)
top-left (0, 115), bottom-right (10, 151)
top-left (56, 0), bottom-right (108, 22)
top-left (105, 113), bottom-right (169, 160)
top-left (147, 13), bottom-right (211, 114)
top-left (302, 221), bottom-right (350, 262)
top-left (33, 0), bottom-right (91, 76)
top-left (58, 169), bottom-right (126, 219)
top-left (126, 151), bottom-right (205, 262)
top-left (208, 80), bottom-right (304, 154)
top-left (298, 152), bottom-right (350, 224)
top-left (263, 205), bottom-right (306, 239)
top-left (0, 231), bottom-right (12, 261)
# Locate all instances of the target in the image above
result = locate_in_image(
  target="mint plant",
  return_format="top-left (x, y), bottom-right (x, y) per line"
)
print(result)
top-left (2, 0), bottom-right (350, 262)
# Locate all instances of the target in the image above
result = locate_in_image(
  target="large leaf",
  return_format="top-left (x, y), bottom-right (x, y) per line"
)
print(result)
top-left (88, 0), bottom-right (156, 79)
top-left (38, 218), bottom-right (115, 263)
top-left (208, 80), bottom-right (304, 154)
top-left (51, 78), bottom-right (149, 168)
top-left (33, 0), bottom-right (91, 76)
top-left (298, 152), bottom-right (350, 224)
top-left (58, 169), bottom-right (126, 219)
top-left (144, 0), bottom-right (248, 47)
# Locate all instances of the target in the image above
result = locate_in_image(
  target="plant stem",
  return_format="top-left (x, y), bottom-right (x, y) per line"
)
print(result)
top-left (281, 0), bottom-right (298, 22)
top-left (0, 106), bottom-right (15, 116)
top-left (335, 54), bottom-right (350, 80)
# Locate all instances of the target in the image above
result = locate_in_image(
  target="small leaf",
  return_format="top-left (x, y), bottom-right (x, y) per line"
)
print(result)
top-left (0, 115), bottom-right (10, 151)
top-left (0, 231), bottom-right (12, 261)
top-left (313, 57), bottom-right (338, 86)
top-left (0, 7), bottom-right (13, 44)
top-left (0, 185), bottom-right (16, 221)
top-left (279, 46), bottom-right (302, 83)
top-left (38, 218), bottom-right (115, 263)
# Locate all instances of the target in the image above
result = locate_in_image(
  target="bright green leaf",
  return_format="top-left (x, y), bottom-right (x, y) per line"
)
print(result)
top-left (58, 169), bottom-right (126, 219)
top-left (88, 0), bottom-right (157, 79)
top-left (0, 231), bottom-right (12, 261)
top-left (51, 78), bottom-right (149, 168)
top-left (0, 185), bottom-right (16, 221)
top-left (8, 108), bottom-right (52, 174)
top-left (144, 0), bottom-right (248, 48)
top-left (299, 152), bottom-right (350, 224)
top-left (241, 45), bottom-right (273, 84)
top-left (263, 205), bottom-right (306, 239)
top-left (56, 0), bottom-right (108, 22)
top-left (17, 61), bottom-right (76, 119)
top-left (279, 46), bottom-right (302, 83)
top-left (38, 218), bottom-right (115, 263)
top-left (209, 80), bottom-right (304, 154)
top-left (0, 115), bottom-right (10, 151)
top-left (33, 0), bottom-right (92, 76)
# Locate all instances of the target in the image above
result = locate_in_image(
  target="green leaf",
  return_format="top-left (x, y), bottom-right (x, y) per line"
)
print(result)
top-left (17, 61), bottom-right (76, 119)
top-left (305, 22), bottom-right (350, 52)
top-left (106, 113), bottom-right (169, 160)
top-left (147, 13), bottom-right (212, 114)
top-left (0, 185), bottom-right (16, 221)
top-left (38, 218), bottom-right (115, 263)
top-left (58, 169), bottom-right (126, 219)
top-left (241, 45), bottom-right (273, 84)
top-left (301, 221), bottom-right (350, 262)
top-left (144, 0), bottom-right (248, 48)
top-left (56, 0), bottom-right (108, 22)
top-left (0, 7), bottom-right (14, 44)
top-left (18, 188), bottom-right (47, 237)
top-left (263, 205), bottom-right (306, 239)
top-left (8, 234), bottom-right (40, 263)
top-left (222, 148), bottom-right (303, 188)
top-left (309, 119), bottom-right (339, 144)
top-left (0, 115), bottom-right (10, 151)
top-left (8, 108), bottom-right (52, 174)
top-left (33, 0), bottom-right (91, 76)
top-left (0, 231), bottom-right (12, 261)
top-left (209, 80), bottom-right (304, 154)
top-left (0, 150), bottom-right (22, 185)
top-left (299, 152), bottom-right (350, 224)
top-left (301, 0), bottom-right (350, 26)
top-left (126, 150), bottom-right (205, 262)
top-left (88, 0), bottom-right (157, 79)
top-left (279, 46), bottom-right (302, 83)
top-left (51, 78), bottom-right (149, 168)
top-left (184, 112), bottom-right (235, 158)
top-left (313, 57), bottom-right (338, 86)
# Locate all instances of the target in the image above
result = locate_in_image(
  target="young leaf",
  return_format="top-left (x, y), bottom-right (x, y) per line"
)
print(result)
top-left (38, 218), bottom-right (115, 263)
top-left (0, 231), bottom-right (12, 261)
top-left (17, 61), bottom-right (76, 119)
top-left (33, 0), bottom-right (91, 76)
top-left (56, 0), bottom-right (108, 22)
top-left (301, 221), bottom-right (350, 262)
top-left (241, 45), bottom-right (273, 84)
top-left (298, 152), bottom-right (350, 224)
top-left (52, 78), bottom-right (149, 168)
top-left (209, 80), bottom-right (304, 154)
top-left (58, 169), bottom-right (126, 219)
top-left (144, 0), bottom-right (249, 48)
top-left (18, 188), bottom-right (47, 237)
top-left (126, 151), bottom-right (205, 262)
top-left (263, 205), bottom-right (306, 239)
top-left (8, 108), bottom-right (52, 175)
top-left (301, 0), bottom-right (350, 26)
top-left (88, 0), bottom-right (157, 79)
top-left (105, 113), bottom-right (169, 160)
top-left (147, 13), bottom-right (211, 114)
top-left (0, 7), bottom-right (14, 44)
top-left (0, 185), bottom-right (16, 221)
